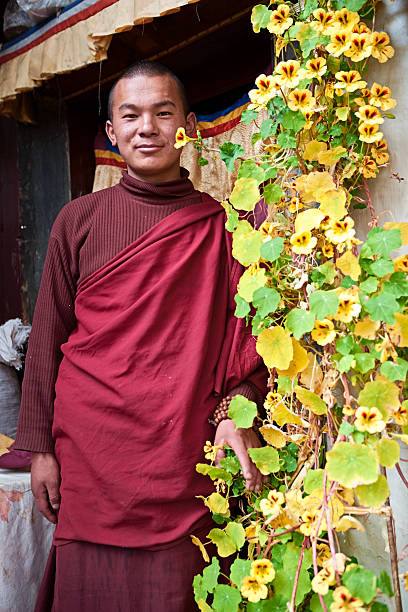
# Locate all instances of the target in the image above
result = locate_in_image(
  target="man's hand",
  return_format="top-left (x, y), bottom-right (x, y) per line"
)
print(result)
top-left (31, 452), bottom-right (61, 524)
top-left (214, 419), bottom-right (267, 492)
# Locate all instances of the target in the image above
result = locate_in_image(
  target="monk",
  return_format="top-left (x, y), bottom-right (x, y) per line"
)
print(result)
top-left (15, 61), bottom-right (268, 611)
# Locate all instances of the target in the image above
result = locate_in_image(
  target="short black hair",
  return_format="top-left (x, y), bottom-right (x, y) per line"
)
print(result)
top-left (107, 60), bottom-right (190, 121)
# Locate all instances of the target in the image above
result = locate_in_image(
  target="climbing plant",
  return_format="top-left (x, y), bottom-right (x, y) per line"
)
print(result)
top-left (177, 1), bottom-right (407, 610)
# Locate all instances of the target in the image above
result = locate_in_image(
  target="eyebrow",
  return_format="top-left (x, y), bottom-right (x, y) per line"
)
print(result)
top-left (118, 100), bottom-right (177, 112)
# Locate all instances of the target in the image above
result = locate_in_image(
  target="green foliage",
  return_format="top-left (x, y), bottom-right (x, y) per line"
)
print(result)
top-left (364, 292), bottom-right (399, 324)
top-left (260, 237), bottom-right (284, 262)
top-left (196, 464), bottom-right (233, 485)
top-left (247, 446), bottom-right (280, 475)
top-left (220, 142), bottom-right (244, 171)
top-left (228, 395), bottom-right (258, 429)
top-left (238, 160), bottom-right (265, 185)
top-left (342, 566), bottom-right (378, 604)
top-left (309, 290), bottom-right (339, 319)
top-left (212, 584), bottom-right (242, 612)
top-left (378, 569), bottom-right (394, 597)
top-left (285, 308), bottom-right (315, 339)
top-left (326, 443), bottom-right (379, 488)
top-left (234, 294), bottom-right (250, 319)
top-left (253, 286), bottom-right (280, 318)
top-left (264, 183), bottom-right (284, 205)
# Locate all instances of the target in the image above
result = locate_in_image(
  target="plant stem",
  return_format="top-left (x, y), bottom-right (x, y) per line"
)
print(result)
top-left (289, 537), bottom-right (306, 612)
top-left (396, 462), bottom-right (408, 489)
top-left (380, 465), bottom-right (403, 612)
top-left (362, 177), bottom-right (377, 227)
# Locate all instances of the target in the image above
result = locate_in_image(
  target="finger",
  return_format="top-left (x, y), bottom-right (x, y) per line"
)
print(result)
top-left (34, 486), bottom-right (57, 524)
top-left (232, 441), bottom-right (258, 491)
top-left (47, 482), bottom-right (61, 511)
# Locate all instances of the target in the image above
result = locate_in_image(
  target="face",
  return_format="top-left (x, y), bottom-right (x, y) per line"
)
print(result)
top-left (106, 74), bottom-right (196, 184)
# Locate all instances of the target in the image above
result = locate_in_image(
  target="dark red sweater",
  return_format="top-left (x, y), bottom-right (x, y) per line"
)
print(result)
top-left (15, 170), bottom-right (261, 452)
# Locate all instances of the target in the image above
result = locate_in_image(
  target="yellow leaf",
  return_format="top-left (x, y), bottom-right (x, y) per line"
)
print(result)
top-left (354, 317), bottom-right (380, 340)
top-left (335, 107), bottom-right (349, 121)
top-left (230, 177), bottom-right (261, 212)
top-left (300, 352), bottom-right (323, 393)
top-left (259, 425), bottom-right (287, 448)
top-left (384, 222), bottom-right (408, 246)
top-left (295, 385), bottom-right (327, 415)
top-left (271, 404), bottom-right (302, 427)
top-left (237, 268), bottom-right (267, 302)
top-left (336, 250), bottom-right (361, 281)
top-left (190, 535), bottom-right (210, 563)
top-left (303, 488), bottom-right (344, 526)
top-left (203, 492), bottom-right (230, 516)
top-left (295, 171), bottom-right (336, 203)
top-left (303, 140), bottom-right (327, 162)
top-left (197, 599), bottom-right (214, 612)
top-left (276, 337), bottom-right (309, 378)
top-left (294, 209), bottom-right (325, 234)
top-left (0, 434), bottom-right (14, 456)
top-left (256, 326), bottom-right (293, 370)
top-left (318, 188), bottom-right (347, 221)
top-left (336, 515), bottom-right (365, 532)
top-left (317, 145), bottom-right (347, 166)
top-left (377, 438), bottom-right (400, 468)
top-left (386, 312), bottom-right (408, 347)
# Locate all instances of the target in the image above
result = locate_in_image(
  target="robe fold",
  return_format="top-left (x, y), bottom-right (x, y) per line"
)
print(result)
top-left (52, 194), bottom-right (264, 549)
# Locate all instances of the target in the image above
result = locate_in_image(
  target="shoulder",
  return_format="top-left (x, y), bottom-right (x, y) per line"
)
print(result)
top-left (50, 186), bottom-right (118, 242)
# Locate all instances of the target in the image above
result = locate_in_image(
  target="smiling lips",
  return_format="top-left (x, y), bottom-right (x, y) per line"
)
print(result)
top-left (136, 143), bottom-right (163, 151)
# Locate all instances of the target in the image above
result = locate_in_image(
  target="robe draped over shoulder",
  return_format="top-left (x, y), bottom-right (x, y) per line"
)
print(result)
top-left (52, 194), bottom-right (266, 549)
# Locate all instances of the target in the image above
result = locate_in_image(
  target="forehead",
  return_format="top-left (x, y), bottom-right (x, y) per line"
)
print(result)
top-left (111, 74), bottom-right (183, 111)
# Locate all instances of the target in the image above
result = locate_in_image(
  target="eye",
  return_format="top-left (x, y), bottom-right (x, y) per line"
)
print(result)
top-left (122, 113), bottom-right (138, 119)
top-left (158, 111), bottom-right (172, 116)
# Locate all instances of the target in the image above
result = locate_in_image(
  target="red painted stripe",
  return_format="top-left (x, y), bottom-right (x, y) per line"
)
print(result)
top-left (0, 0), bottom-right (118, 66)
top-left (95, 156), bottom-right (126, 168)
top-left (199, 115), bottom-right (242, 139)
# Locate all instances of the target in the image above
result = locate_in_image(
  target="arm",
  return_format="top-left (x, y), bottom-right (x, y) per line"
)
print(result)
top-left (15, 229), bottom-right (77, 522)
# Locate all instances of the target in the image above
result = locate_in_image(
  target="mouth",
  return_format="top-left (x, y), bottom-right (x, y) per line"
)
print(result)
top-left (136, 144), bottom-right (163, 152)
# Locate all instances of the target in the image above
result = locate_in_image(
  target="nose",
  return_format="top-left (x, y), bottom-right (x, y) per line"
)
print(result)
top-left (139, 113), bottom-right (158, 136)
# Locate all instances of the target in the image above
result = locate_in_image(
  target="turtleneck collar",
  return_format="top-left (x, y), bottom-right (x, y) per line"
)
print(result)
top-left (118, 168), bottom-right (198, 204)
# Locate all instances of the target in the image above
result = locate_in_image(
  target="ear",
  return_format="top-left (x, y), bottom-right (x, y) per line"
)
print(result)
top-left (106, 120), bottom-right (117, 147)
top-left (185, 112), bottom-right (197, 138)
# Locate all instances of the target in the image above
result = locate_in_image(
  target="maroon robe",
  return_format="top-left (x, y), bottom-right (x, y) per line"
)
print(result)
top-left (51, 194), bottom-right (265, 550)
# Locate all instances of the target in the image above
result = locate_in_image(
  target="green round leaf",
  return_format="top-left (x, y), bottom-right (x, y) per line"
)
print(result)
top-left (230, 177), bottom-right (260, 212)
top-left (247, 446), bottom-right (280, 475)
top-left (380, 358), bottom-right (408, 382)
top-left (229, 558), bottom-right (252, 590)
top-left (260, 237), bottom-right (285, 262)
top-left (264, 183), bottom-right (284, 205)
top-left (238, 160), bottom-right (265, 184)
top-left (309, 290), bottom-right (339, 320)
top-left (364, 292), bottom-right (399, 324)
top-left (326, 442), bottom-right (379, 488)
top-left (295, 386), bottom-right (327, 415)
top-left (285, 309), bottom-right (315, 340)
top-left (207, 529), bottom-right (236, 558)
top-left (341, 566), bottom-right (377, 604)
top-left (212, 584), bottom-right (242, 612)
top-left (228, 395), bottom-right (258, 429)
top-left (355, 474), bottom-right (390, 508)
top-left (253, 286), bottom-right (280, 318)
top-left (225, 521), bottom-right (246, 551)
top-left (377, 438), bottom-right (400, 468)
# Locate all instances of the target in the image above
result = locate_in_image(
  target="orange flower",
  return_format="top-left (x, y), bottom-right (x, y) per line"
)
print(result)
top-left (359, 156), bottom-right (378, 179)
top-left (371, 140), bottom-right (389, 165)
top-left (312, 319), bottom-right (336, 346)
top-left (249, 74), bottom-right (280, 110)
top-left (304, 57), bottom-right (327, 79)
top-left (174, 127), bottom-right (192, 149)
top-left (358, 122), bottom-right (383, 143)
top-left (322, 243), bottom-right (334, 258)
top-left (334, 70), bottom-right (366, 93)
top-left (327, 32), bottom-right (352, 57)
top-left (355, 406), bottom-right (385, 433)
top-left (334, 8), bottom-right (360, 32)
top-left (369, 83), bottom-right (396, 111)
top-left (344, 33), bottom-right (373, 62)
top-left (355, 105), bottom-right (383, 125)
top-left (393, 405), bottom-right (408, 426)
top-left (326, 217), bottom-right (356, 243)
top-left (267, 4), bottom-right (293, 36)
top-left (371, 31), bottom-right (395, 63)
top-left (288, 89), bottom-right (316, 112)
top-left (241, 576), bottom-right (268, 603)
top-left (394, 254), bottom-right (408, 273)
top-left (331, 586), bottom-right (365, 612)
top-left (288, 197), bottom-right (304, 213)
top-left (354, 88), bottom-right (371, 107)
top-left (352, 21), bottom-right (371, 34)
top-left (275, 60), bottom-right (305, 88)
top-left (302, 110), bottom-right (315, 129)
top-left (290, 230), bottom-right (317, 254)
top-left (312, 8), bottom-right (336, 34)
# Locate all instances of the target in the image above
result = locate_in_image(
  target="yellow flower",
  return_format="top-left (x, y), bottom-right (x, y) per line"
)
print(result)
top-left (322, 243), bottom-right (334, 258)
top-left (333, 288), bottom-right (361, 323)
top-left (375, 338), bottom-right (398, 363)
top-left (250, 559), bottom-right (276, 584)
top-left (290, 230), bottom-right (317, 255)
top-left (334, 71), bottom-right (367, 93)
top-left (275, 60), bottom-right (305, 88)
top-left (334, 8), bottom-right (360, 32)
top-left (275, 35), bottom-right (288, 56)
top-left (241, 576), bottom-right (268, 603)
top-left (393, 405), bottom-right (408, 426)
top-left (302, 110), bottom-right (315, 129)
top-left (267, 4), bottom-right (293, 36)
top-left (312, 565), bottom-right (336, 595)
top-left (316, 543), bottom-right (331, 566)
top-left (352, 21), bottom-right (371, 34)
top-left (300, 509), bottom-right (326, 536)
top-left (203, 441), bottom-right (222, 462)
top-left (355, 406), bottom-right (386, 434)
top-left (312, 319), bottom-right (337, 346)
top-left (312, 8), bottom-right (336, 34)
top-left (327, 31), bottom-right (352, 57)
top-left (325, 217), bottom-right (355, 244)
top-left (369, 83), bottom-right (396, 111)
top-left (264, 143), bottom-right (281, 156)
top-left (288, 89), bottom-right (316, 113)
top-left (344, 33), bottom-right (373, 62)
top-left (371, 140), bottom-right (389, 165)
top-left (358, 122), bottom-right (383, 143)
top-left (331, 586), bottom-right (365, 612)
top-left (355, 105), bottom-right (383, 125)
top-left (304, 57), bottom-right (327, 79)
top-left (354, 88), bottom-right (371, 107)
top-left (174, 127), bottom-right (192, 149)
top-left (343, 404), bottom-right (355, 416)
top-left (394, 254), bottom-right (408, 273)
top-left (359, 156), bottom-right (378, 179)
top-left (371, 31), bottom-right (395, 63)
top-left (249, 75), bottom-right (280, 110)
top-left (259, 490), bottom-right (285, 518)
top-left (288, 197), bottom-right (304, 213)
top-left (264, 392), bottom-right (283, 411)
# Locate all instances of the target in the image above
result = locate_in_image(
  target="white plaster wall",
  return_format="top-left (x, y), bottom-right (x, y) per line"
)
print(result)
top-left (349, 2), bottom-right (408, 606)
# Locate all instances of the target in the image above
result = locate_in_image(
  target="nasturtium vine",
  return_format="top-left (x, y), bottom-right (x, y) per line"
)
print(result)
top-left (176, 0), bottom-right (407, 609)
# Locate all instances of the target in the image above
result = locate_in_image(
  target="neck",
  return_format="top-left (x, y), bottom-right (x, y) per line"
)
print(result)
top-left (127, 166), bottom-right (182, 185)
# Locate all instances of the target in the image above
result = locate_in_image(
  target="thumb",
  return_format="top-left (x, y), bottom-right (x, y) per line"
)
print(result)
top-left (215, 447), bottom-right (226, 468)
top-left (47, 484), bottom-right (61, 510)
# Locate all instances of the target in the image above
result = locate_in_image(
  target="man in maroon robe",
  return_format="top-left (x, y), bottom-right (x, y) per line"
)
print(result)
top-left (15, 61), bottom-right (267, 611)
